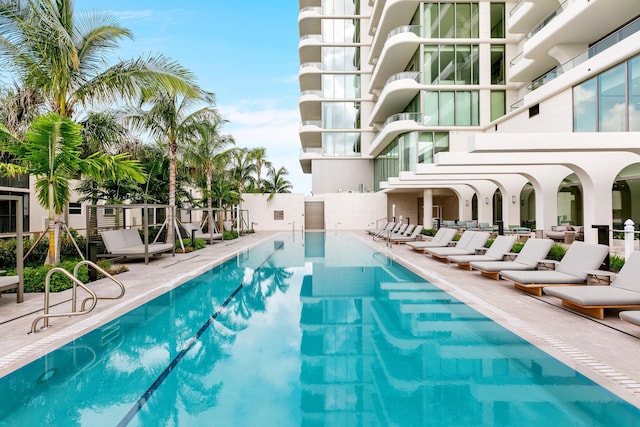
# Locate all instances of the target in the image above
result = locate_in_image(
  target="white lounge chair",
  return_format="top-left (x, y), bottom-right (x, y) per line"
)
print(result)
top-left (101, 228), bottom-right (174, 262)
top-left (0, 275), bottom-right (20, 300)
top-left (391, 225), bottom-right (425, 244)
top-left (620, 310), bottom-right (640, 326)
top-left (182, 222), bottom-right (223, 244)
top-left (425, 231), bottom-right (490, 262)
top-left (366, 221), bottom-right (394, 235)
top-left (447, 235), bottom-right (517, 270)
top-left (405, 228), bottom-right (457, 253)
top-left (470, 238), bottom-right (554, 280)
top-left (501, 241), bottom-right (609, 296)
top-left (544, 251), bottom-right (640, 319)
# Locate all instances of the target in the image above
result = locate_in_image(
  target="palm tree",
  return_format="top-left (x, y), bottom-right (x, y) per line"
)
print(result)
top-left (0, 0), bottom-right (201, 118)
top-left (0, 113), bottom-right (146, 264)
top-left (122, 90), bottom-right (219, 243)
top-left (263, 165), bottom-right (293, 199)
top-left (248, 147), bottom-right (271, 192)
top-left (181, 119), bottom-right (235, 235)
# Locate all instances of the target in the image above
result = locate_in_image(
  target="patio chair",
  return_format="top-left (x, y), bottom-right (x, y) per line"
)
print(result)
top-left (405, 228), bottom-right (458, 253)
top-left (367, 222), bottom-right (395, 237)
top-left (181, 222), bottom-right (223, 244)
top-left (470, 238), bottom-right (554, 280)
top-left (387, 224), bottom-right (415, 239)
top-left (544, 251), bottom-right (640, 319)
top-left (391, 225), bottom-right (424, 244)
top-left (425, 231), bottom-right (490, 262)
top-left (500, 241), bottom-right (609, 296)
top-left (447, 235), bottom-right (517, 270)
top-left (620, 310), bottom-right (640, 326)
top-left (100, 228), bottom-right (174, 260)
top-left (0, 274), bottom-right (21, 301)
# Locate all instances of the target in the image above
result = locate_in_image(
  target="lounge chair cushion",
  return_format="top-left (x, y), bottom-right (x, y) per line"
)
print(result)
top-left (500, 270), bottom-right (586, 285)
top-left (620, 311), bottom-right (640, 326)
top-left (554, 242), bottom-right (609, 280)
top-left (545, 286), bottom-right (640, 306)
top-left (101, 229), bottom-right (173, 255)
top-left (0, 275), bottom-right (19, 290)
top-left (470, 238), bottom-right (553, 272)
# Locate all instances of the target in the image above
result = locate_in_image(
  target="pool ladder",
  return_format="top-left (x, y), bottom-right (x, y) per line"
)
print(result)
top-left (31, 260), bottom-right (125, 333)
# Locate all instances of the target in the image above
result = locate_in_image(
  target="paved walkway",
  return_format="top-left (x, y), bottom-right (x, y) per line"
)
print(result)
top-left (0, 231), bottom-right (639, 409)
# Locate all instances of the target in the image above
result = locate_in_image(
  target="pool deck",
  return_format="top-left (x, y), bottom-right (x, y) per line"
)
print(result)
top-left (1, 231), bottom-right (640, 409)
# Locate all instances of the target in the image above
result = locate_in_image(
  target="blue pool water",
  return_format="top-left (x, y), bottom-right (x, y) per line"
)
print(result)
top-left (0, 232), bottom-right (638, 426)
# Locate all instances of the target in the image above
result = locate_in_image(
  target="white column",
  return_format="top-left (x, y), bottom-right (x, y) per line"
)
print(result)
top-left (423, 189), bottom-right (433, 228)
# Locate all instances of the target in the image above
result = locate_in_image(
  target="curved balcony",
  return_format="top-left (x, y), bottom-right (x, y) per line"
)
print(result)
top-left (299, 35), bottom-right (322, 63)
top-left (299, 148), bottom-right (323, 174)
top-left (299, 122), bottom-right (322, 154)
top-left (370, 0), bottom-right (421, 58)
top-left (299, 69), bottom-right (321, 93)
top-left (368, 29), bottom-right (421, 94)
top-left (298, 7), bottom-right (321, 36)
top-left (369, 72), bottom-right (421, 125)
top-left (369, 113), bottom-right (423, 157)
top-left (299, 91), bottom-right (322, 122)
top-left (508, 1), bottom-right (556, 35)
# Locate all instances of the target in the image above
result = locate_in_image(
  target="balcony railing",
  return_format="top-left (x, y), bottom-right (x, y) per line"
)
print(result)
top-left (386, 25), bottom-right (421, 41)
top-left (526, 16), bottom-right (640, 93)
top-left (300, 7), bottom-right (321, 14)
top-left (527, 0), bottom-right (577, 40)
top-left (300, 34), bottom-right (322, 42)
top-left (301, 120), bottom-right (322, 127)
top-left (510, 51), bottom-right (523, 68)
top-left (383, 112), bottom-right (422, 127)
top-left (300, 90), bottom-right (322, 97)
top-left (300, 62), bottom-right (323, 70)
top-left (385, 71), bottom-right (421, 86)
top-left (509, 0), bottom-right (525, 17)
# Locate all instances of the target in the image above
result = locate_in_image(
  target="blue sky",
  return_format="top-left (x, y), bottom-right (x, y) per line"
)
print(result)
top-left (77, 1), bottom-right (310, 194)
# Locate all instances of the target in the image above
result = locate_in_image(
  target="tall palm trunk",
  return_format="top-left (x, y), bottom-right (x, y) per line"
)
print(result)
top-left (167, 140), bottom-right (177, 244)
top-left (47, 181), bottom-right (57, 265)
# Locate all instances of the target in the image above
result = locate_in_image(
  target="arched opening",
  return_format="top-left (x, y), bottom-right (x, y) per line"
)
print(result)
top-left (520, 183), bottom-right (535, 229)
top-left (492, 188), bottom-right (503, 224)
top-left (558, 174), bottom-right (583, 226)
top-left (613, 163), bottom-right (640, 230)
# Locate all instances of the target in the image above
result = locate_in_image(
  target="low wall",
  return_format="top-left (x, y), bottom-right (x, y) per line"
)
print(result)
top-left (241, 193), bottom-right (305, 232)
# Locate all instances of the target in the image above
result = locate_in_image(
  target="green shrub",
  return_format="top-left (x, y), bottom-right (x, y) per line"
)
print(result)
top-left (175, 238), bottom-right (206, 252)
top-left (421, 228), bottom-right (436, 237)
top-left (609, 254), bottom-right (625, 272)
top-left (510, 242), bottom-right (525, 253)
top-left (546, 243), bottom-right (567, 261)
top-left (484, 238), bottom-right (494, 248)
top-left (223, 230), bottom-right (239, 240)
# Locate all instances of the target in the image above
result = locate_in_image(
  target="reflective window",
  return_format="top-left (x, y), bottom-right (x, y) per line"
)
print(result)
top-left (573, 77), bottom-right (597, 131)
top-left (423, 3), bottom-right (478, 38)
top-left (323, 75), bottom-right (361, 98)
top-left (422, 45), bottom-right (479, 84)
top-left (422, 91), bottom-right (479, 126)
top-left (323, 132), bottom-right (361, 157)
top-left (490, 3), bottom-right (505, 38)
top-left (322, 0), bottom-right (357, 15)
top-left (373, 141), bottom-right (399, 190)
top-left (491, 45), bottom-right (505, 84)
top-left (490, 90), bottom-right (506, 121)
top-left (630, 56), bottom-right (640, 131)
top-left (322, 19), bottom-right (357, 43)
top-left (599, 64), bottom-right (626, 131)
top-left (322, 102), bottom-right (359, 129)
top-left (322, 47), bottom-right (359, 71)
top-left (418, 132), bottom-right (449, 164)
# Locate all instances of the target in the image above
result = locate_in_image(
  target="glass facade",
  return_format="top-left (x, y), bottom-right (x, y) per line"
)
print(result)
top-left (423, 90), bottom-right (479, 126)
top-left (322, 47), bottom-right (359, 71)
top-left (573, 54), bottom-right (640, 132)
top-left (423, 45), bottom-right (479, 85)
top-left (423, 3), bottom-right (479, 38)
top-left (322, 19), bottom-right (358, 43)
top-left (490, 3), bottom-right (505, 38)
top-left (374, 141), bottom-right (399, 191)
top-left (323, 102), bottom-right (359, 129)
top-left (323, 133), bottom-right (361, 157)
top-left (322, 75), bottom-right (361, 98)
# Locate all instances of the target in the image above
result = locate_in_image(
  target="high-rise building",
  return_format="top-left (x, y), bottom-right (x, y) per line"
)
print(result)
top-left (298, 1), bottom-right (640, 243)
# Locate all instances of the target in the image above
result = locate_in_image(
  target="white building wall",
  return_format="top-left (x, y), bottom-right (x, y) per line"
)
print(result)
top-left (311, 159), bottom-right (375, 194)
top-left (323, 192), bottom-right (387, 231)
top-left (241, 193), bottom-right (305, 232)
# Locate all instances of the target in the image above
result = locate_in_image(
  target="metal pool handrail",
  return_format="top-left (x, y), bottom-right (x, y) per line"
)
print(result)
top-left (31, 261), bottom-right (125, 333)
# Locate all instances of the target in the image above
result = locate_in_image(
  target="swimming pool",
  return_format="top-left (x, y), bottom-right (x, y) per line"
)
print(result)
top-left (0, 232), bottom-right (638, 426)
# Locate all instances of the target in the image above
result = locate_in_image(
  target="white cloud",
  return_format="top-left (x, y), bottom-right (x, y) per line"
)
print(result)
top-left (222, 100), bottom-right (312, 195)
